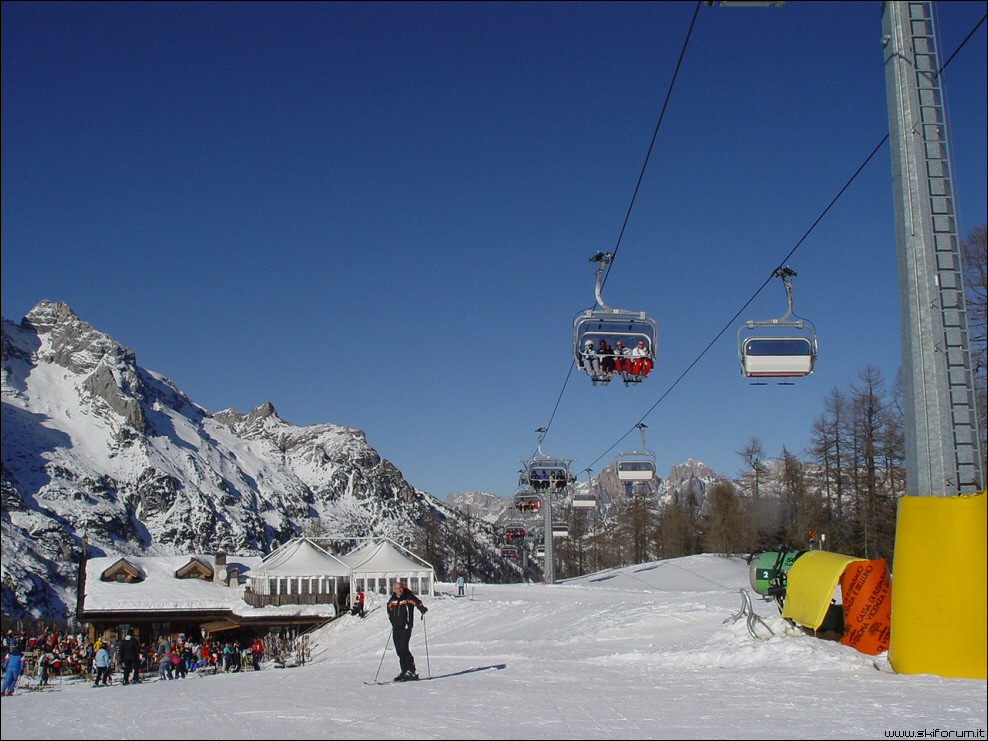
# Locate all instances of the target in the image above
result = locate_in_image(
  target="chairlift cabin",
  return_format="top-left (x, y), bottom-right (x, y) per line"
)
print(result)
top-left (523, 430), bottom-right (574, 491)
top-left (571, 468), bottom-right (598, 509)
top-left (536, 545), bottom-right (546, 559)
top-left (616, 423), bottom-right (656, 483)
top-left (572, 491), bottom-right (598, 509)
top-left (573, 252), bottom-right (658, 386)
top-left (500, 547), bottom-right (518, 560)
top-left (551, 523), bottom-right (569, 538)
top-left (739, 333), bottom-right (816, 379)
top-left (617, 459), bottom-right (656, 482)
top-left (738, 267), bottom-right (818, 382)
top-left (505, 527), bottom-right (526, 541)
top-left (514, 489), bottom-right (542, 513)
top-left (525, 458), bottom-right (573, 491)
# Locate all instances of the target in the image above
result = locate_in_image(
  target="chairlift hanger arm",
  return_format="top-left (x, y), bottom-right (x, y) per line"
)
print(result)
top-left (772, 266), bottom-right (798, 323)
top-left (592, 252), bottom-right (614, 311)
top-left (586, 251), bottom-right (644, 315)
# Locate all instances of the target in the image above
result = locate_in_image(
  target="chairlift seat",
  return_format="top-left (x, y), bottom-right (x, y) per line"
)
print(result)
top-left (514, 491), bottom-right (541, 512)
top-left (617, 459), bottom-right (655, 482)
top-left (526, 459), bottom-right (572, 490)
top-left (572, 493), bottom-right (597, 508)
top-left (737, 268), bottom-right (817, 380)
top-left (741, 336), bottom-right (816, 378)
top-left (573, 310), bottom-right (658, 382)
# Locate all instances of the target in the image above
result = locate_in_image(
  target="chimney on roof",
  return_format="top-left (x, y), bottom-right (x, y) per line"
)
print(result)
top-left (214, 550), bottom-right (227, 585)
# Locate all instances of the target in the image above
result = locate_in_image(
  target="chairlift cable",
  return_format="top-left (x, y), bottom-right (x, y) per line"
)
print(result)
top-left (582, 130), bottom-right (900, 471)
top-left (538, 12), bottom-right (985, 490)
top-left (584, 133), bottom-right (892, 472)
top-left (599, 1), bottom-right (703, 300)
top-left (542, 3), bottom-right (702, 445)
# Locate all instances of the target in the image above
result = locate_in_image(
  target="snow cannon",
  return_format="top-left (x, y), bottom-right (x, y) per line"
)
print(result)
top-left (749, 549), bottom-right (892, 656)
top-left (748, 549), bottom-right (803, 606)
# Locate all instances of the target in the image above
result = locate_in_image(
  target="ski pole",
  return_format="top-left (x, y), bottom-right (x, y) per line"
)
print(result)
top-left (372, 629), bottom-right (393, 683)
top-left (421, 614), bottom-right (431, 678)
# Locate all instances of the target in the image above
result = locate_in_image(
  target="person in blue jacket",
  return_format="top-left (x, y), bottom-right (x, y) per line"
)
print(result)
top-left (2, 648), bottom-right (26, 696)
top-left (93, 644), bottom-right (112, 686)
top-left (387, 581), bottom-right (427, 681)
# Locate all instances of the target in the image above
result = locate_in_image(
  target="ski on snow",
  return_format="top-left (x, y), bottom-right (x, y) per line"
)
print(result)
top-left (363, 663), bottom-right (506, 686)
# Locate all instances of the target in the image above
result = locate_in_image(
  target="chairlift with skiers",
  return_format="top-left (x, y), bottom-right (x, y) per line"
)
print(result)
top-left (573, 252), bottom-right (658, 386)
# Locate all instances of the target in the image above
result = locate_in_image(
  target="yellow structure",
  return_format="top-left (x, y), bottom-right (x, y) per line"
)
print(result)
top-left (780, 551), bottom-right (864, 629)
top-left (888, 493), bottom-right (987, 680)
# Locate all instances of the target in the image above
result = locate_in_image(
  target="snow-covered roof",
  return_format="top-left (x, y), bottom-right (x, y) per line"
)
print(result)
top-left (83, 551), bottom-right (333, 619)
top-left (84, 554), bottom-right (260, 613)
top-left (81, 538), bottom-right (433, 619)
top-left (341, 539), bottom-right (433, 576)
top-left (255, 538), bottom-right (350, 577)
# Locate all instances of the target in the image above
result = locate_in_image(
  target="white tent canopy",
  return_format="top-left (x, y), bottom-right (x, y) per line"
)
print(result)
top-left (341, 538), bottom-right (435, 597)
top-left (251, 538), bottom-right (350, 597)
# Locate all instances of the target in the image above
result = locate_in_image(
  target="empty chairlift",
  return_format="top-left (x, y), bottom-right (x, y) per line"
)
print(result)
top-left (616, 423), bottom-right (656, 484)
top-left (572, 490), bottom-right (598, 508)
top-left (573, 252), bottom-right (658, 386)
top-left (738, 267), bottom-right (818, 383)
top-left (571, 468), bottom-right (598, 509)
top-left (617, 459), bottom-right (656, 481)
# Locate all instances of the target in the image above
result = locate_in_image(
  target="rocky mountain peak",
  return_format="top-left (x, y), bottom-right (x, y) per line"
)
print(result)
top-left (2, 300), bottom-right (481, 621)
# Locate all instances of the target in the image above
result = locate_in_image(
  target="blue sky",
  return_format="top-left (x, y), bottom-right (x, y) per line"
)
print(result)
top-left (3, 1), bottom-right (986, 500)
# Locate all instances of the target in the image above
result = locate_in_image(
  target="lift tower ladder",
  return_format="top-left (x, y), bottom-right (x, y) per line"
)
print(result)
top-left (883, 0), bottom-right (985, 496)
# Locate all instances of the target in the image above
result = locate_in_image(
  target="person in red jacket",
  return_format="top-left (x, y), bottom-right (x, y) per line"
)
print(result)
top-left (353, 589), bottom-right (366, 617)
top-left (386, 582), bottom-right (427, 681)
top-left (250, 638), bottom-right (264, 671)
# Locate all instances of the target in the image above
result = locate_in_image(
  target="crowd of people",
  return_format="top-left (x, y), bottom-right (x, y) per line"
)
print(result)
top-left (578, 337), bottom-right (654, 384)
top-left (0, 627), bottom-right (312, 694)
top-left (3, 586), bottom-right (428, 692)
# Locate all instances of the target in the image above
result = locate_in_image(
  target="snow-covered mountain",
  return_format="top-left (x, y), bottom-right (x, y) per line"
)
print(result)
top-left (444, 491), bottom-right (509, 523)
top-left (1, 300), bottom-right (478, 620)
top-left (0, 300), bottom-right (749, 623)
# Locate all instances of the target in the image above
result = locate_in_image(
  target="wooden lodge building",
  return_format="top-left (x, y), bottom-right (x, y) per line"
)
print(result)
top-left (76, 537), bottom-right (435, 646)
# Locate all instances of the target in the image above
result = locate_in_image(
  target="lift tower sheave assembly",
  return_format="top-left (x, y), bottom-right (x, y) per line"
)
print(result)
top-left (882, 0), bottom-right (985, 497)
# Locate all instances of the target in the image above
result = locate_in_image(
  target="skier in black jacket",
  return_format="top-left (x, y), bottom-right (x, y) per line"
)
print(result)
top-left (386, 581), bottom-right (427, 681)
